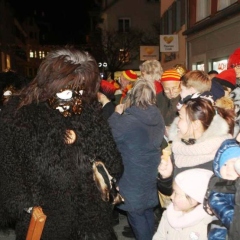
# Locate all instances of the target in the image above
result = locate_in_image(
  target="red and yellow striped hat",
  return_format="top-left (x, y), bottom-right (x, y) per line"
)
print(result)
top-left (161, 68), bottom-right (181, 82)
top-left (122, 70), bottom-right (138, 81)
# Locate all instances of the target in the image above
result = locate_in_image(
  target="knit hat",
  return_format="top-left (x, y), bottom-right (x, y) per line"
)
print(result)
top-left (161, 69), bottom-right (181, 82)
top-left (175, 168), bottom-right (213, 203)
top-left (122, 70), bottom-right (138, 81)
top-left (109, 79), bottom-right (121, 90)
top-left (99, 80), bottom-right (117, 100)
top-left (227, 48), bottom-right (240, 69)
top-left (213, 138), bottom-right (240, 178)
top-left (213, 68), bottom-right (236, 91)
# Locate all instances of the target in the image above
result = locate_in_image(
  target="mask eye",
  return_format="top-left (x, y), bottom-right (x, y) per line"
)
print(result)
top-left (56, 90), bottom-right (73, 99)
top-left (3, 90), bottom-right (12, 96)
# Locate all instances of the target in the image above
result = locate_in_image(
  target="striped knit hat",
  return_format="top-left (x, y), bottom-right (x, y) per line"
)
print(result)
top-left (122, 70), bottom-right (138, 81)
top-left (161, 68), bottom-right (181, 82)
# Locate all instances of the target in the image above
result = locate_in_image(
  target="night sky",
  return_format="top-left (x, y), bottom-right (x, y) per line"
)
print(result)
top-left (9, 0), bottom-right (97, 45)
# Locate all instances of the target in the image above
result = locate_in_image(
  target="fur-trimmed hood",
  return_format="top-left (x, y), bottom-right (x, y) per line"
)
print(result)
top-left (168, 114), bottom-right (232, 169)
top-left (168, 114), bottom-right (230, 143)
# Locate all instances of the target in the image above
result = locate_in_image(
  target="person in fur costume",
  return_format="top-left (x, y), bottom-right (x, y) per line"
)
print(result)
top-left (157, 95), bottom-right (235, 196)
top-left (0, 47), bottom-right (124, 240)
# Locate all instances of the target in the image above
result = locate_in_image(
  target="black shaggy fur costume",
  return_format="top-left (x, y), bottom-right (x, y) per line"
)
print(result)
top-left (0, 97), bottom-right (123, 239)
top-left (0, 96), bottom-right (122, 240)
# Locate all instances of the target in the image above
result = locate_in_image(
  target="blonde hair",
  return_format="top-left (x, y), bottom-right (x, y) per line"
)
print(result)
top-left (139, 60), bottom-right (163, 82)
top-left (181, 70), bottom-right (211, 93)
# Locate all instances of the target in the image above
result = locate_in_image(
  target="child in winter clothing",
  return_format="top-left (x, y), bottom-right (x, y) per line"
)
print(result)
top-left (153, 168), bottom-right (214, 240)
top-left (205, 138), bottom-right (240, 240)
top-left (180, 70), bottom-right (212, 101)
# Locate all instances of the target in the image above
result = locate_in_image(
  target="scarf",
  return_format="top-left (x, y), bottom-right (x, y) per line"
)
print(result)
top-left (167, 203), bottom-right (211, 229)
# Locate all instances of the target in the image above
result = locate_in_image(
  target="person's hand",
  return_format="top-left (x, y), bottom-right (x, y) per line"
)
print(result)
top-left (115, 104), bottom-right (124, 114)
top-left (65, 129), bottom-right (76, 144)
top-left (165, 126), bottom-right (170, 138)
top-left (204, 203), bottom-right (214, 216)
top-left (158, 155), bottom-right (173, 179)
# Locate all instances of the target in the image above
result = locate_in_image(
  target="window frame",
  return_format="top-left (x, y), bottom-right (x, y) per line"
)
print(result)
top-left (118, 18), bottom-right (131, 32)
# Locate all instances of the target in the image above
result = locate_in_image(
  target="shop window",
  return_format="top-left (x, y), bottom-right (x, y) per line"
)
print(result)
top-left (212, 58), bottom-right (228, 73)
top-left (192, 62), bottom-right (205, 71)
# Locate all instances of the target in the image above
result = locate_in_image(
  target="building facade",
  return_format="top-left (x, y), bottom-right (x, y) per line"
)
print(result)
top-left (185, 0), bottom-right (240, 73)
top-left (159, 0), bottom-right (186, 71)
top-left (96, 0), bottom-right (160, 77)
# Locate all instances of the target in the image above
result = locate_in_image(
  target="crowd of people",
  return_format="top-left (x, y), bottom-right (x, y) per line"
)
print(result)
top-left (0, 46), bottom-right (240, 240)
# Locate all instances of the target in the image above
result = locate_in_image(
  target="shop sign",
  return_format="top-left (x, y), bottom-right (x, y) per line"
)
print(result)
top-left (160, 35), bottom-right (179, 52)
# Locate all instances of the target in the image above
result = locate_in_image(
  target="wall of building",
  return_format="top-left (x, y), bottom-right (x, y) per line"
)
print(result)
top-left (100, 0), bottom-right (160, 72)
top-left (101, 0), bottom-right (160, 31)
top-left (160, 0), bottom-right (187, 71)
top-left (161, 0), bottom-right (173, 14)
top-left (187, 14), bottom-right (240, 72)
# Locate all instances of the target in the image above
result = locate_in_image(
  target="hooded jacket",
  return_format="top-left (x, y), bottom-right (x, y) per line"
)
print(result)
top-left (108, 105), bottom-right (165, 212)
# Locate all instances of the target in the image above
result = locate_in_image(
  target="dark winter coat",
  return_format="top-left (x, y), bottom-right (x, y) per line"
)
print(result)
top-left (156, 92), bottom-right (180, 127)
top-left (0, 97), bottom-right (123, 240)
top-left (229, 178), bottom-right (240, 240)
top-left (108, 105), bottom-right (165, 212)
top-left (207, 139), bottom-right (238, 240)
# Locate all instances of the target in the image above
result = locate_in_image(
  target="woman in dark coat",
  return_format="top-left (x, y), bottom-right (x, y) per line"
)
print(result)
top-left (108, 78), bottom-right (165, 240)
top-left (0, 47), bottom-right (123, 240)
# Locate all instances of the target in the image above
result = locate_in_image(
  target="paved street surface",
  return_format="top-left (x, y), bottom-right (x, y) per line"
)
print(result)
top-left (0, 229), bottom-right (15, 240)
top-left (0, 209), bottom-right (162, 239)
top-left (0, 211), bottom-right (134, 240)
top-left (114, 210), bottom-right (135, 240)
